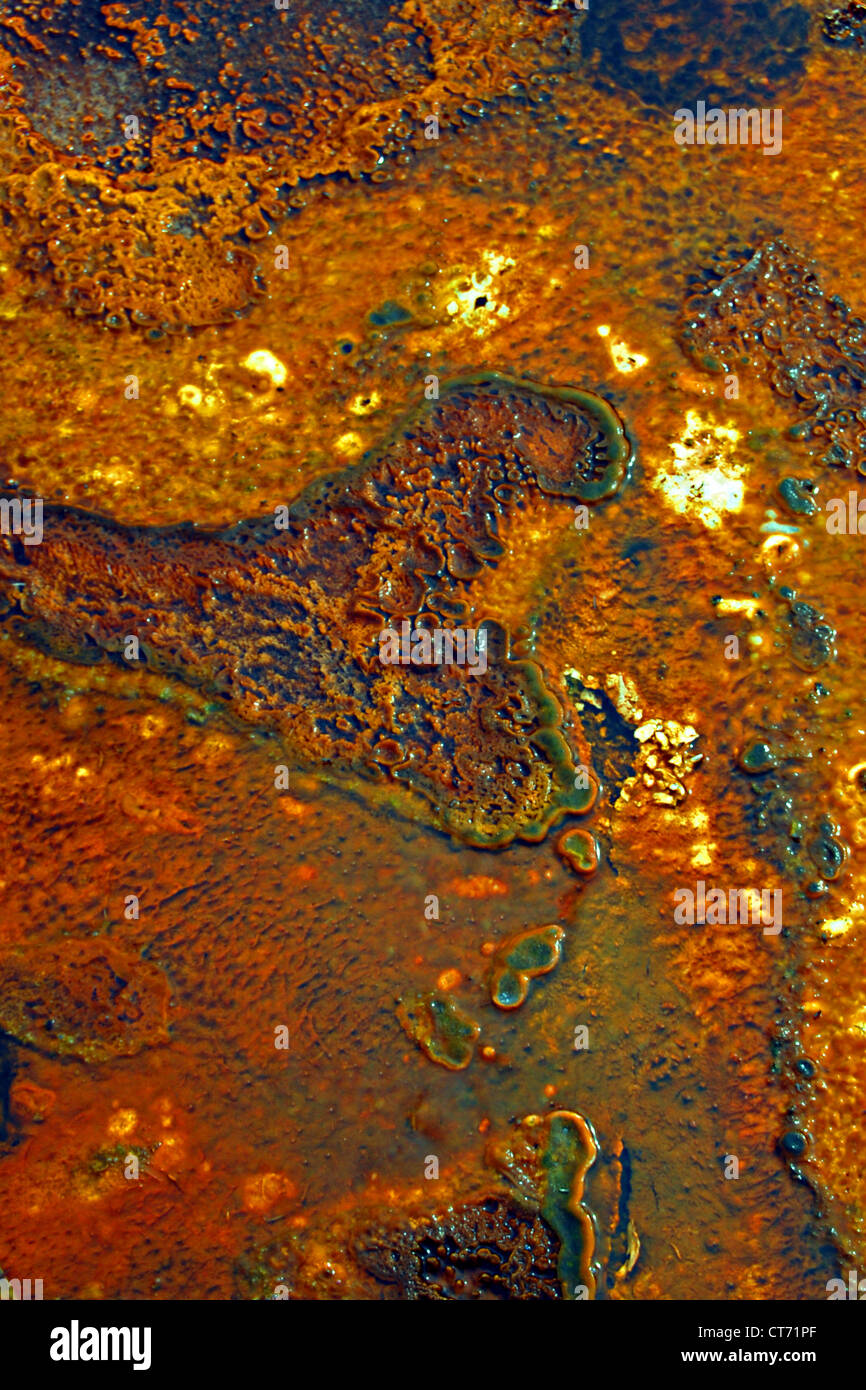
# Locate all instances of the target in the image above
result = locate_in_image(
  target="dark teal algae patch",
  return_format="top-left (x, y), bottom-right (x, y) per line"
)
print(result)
top-left (486, 1109), bottom-right (600, 1299)
top-left (557, 825), bottom-right (601, 875)
top-left (0, 373), bottom-right (630, 848)
top-left (488, 924), bottom-right (564, 1010)
top-left (540, 1111), bottom-right (599, 1299)
top-left (396, 990), bottom-right (480, 1070)
top-left (349, 1109), bottom-right (600, 1299)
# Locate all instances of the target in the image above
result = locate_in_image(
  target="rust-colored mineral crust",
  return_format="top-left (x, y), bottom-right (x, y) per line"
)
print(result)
top-left (0, 373), bottom-right (629, 847)
top-left (0, 0), bottom-right (581, 330)
top-left (0, 938), bottom-right (171, 1062)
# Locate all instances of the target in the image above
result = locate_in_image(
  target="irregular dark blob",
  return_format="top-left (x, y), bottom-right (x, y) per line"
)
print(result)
top-left (823, 3), bottom-right (866, 46)
top-left (680, 241), bottom-right (866, 473)
top-left (738, 740), bottom-right (778, 775)
top-left (787, 598), bottom-right (836, 671)
top-left (778, 477), bottom-right (818, 516)
top-left (807, 815), bottom-right (847, 881)
top-left (368, 301), bottom-right (414, 328)
top-left (355, 1197), bottom-right (563, 1299)
top-left (606, 1143), bottom-right (634, 1290)
top-left (0, 1038), bottom-right (16, 1142)
top-left (0, 374), bottom-right (630, 847)
top-left (580, 0), bottom-right (810, 109)
top-left (780, 1129), bottom-right (808, 1157)
top-left (0, 938), bottom-right (171, 1063)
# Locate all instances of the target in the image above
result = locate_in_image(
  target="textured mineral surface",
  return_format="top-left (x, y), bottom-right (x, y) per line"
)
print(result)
top-left (0, 0), bottom-right (864, 1306)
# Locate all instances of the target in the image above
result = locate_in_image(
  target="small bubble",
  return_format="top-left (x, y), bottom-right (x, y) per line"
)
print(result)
top-left (780, 1130), bottom-right (807, 1157)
